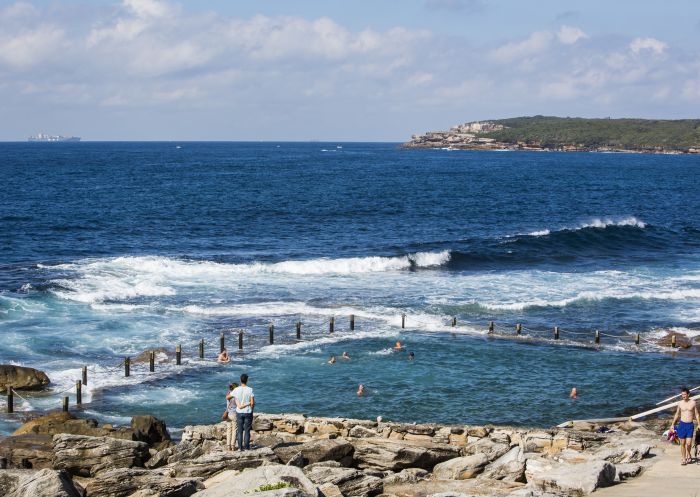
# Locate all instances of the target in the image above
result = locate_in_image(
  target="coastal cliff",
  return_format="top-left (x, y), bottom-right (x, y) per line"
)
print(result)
top-left (403, 116), bottom-right (700, 154)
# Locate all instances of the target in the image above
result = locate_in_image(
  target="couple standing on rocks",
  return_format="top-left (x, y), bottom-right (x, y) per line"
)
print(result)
top-left (224, 373), bottom-right (255, 451)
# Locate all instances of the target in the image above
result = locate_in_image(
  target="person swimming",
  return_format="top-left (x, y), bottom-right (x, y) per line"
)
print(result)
top-left (341, 351), bottom-right (350, 360)
top-left (328, 355), bottom-right (336, 364)
top-left (408, 351), bottom-right (415, 360)
top-left (357, 384), bottom-right (365, 396)
top-left (570, 387), bottom-right (577, 399)
top-left (218, 349), bottom-right (230, 364)
top-left (394, 341), bottom-right (402, 350)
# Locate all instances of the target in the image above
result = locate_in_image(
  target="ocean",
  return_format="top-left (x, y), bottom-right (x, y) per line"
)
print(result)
top-left (1, 142), bottom-right (699, 435)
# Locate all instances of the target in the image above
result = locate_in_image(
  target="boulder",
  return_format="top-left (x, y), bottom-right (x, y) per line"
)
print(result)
top-left (191, 464), bottom-right (316, 497)
top-left (131, 415), bottom-right (172, 449)
top-left (304, 465), bottom-right (383, 497)
top-left (132, 348), bottom-right (171, 364)
top-left (432, 453), bottom-right (489, 480)
top-left (478, 446), bottom-right (525, 482)
top-left (4, 468), bottom-right (83, 497)
top-left (83, 467), bottom-right (203, 497)
top-left (462, 437), bottom-right (510, 461)
top-left (656, 331), bottom-right (692, 348)
top-left (352, 438), bottom-right (460, 471)
top-left (0, 434), bottom-right (54, 469)
top-left (164, 447), bottom-right (279, 478)
top-left (525, 458), bottom-right (615, 496)
top-left (273, 439), bottom-right (354, 466)
top-left (52, 434), bottom-right (150, 477)
top-left (181, 424), bottom-right (226, 445)
top-left (615, 462), bottom-right (643, 481)
top-left (0, 365), bottom-right (50, 391)
top-left (522, 430), bottom-right (553, 452)
top-left (0, 470), bottom-right (28, 496)
top-left (12, 412), bottom-right (132, 440)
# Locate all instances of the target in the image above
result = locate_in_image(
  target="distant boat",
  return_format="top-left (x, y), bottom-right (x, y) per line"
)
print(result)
top-left (28, 133), bottom-right (81, 142)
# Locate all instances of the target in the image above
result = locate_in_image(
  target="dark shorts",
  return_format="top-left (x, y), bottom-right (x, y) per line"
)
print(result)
top-left (677, 421), bottom-right (695, 439)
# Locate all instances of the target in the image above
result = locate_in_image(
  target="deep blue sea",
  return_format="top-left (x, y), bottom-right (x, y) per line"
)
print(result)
top-left (1, 142), bottom-right (699, 435)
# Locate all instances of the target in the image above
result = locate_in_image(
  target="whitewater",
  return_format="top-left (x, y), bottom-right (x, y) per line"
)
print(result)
top-left (1, 142), bottom-right (699, 431)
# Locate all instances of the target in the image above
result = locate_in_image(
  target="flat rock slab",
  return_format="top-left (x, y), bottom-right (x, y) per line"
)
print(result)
top-left (192, 464), bottom-right (316, 497)
top-left (352, 437), bottom-right (461, 471)
top-left (53, 434), bottom-right (150, 477)
top-left (274, 438), bottom-right (354, 466)
top-left (84, 467), bottom-right (203, 497)
top-left (385, 478), bottom-right (523, 497)
top-left (304, 464), bottom-right (383, 497)
top-left (526, 458), bottom-right (615, 496)
top-left (164, 447), bottom-right (279, 478)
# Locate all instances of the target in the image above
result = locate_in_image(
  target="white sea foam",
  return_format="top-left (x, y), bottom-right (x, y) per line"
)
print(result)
top-left (47, 252), bottom-right (451, 303)
top-left (520, 216), bottom-right (647, 238)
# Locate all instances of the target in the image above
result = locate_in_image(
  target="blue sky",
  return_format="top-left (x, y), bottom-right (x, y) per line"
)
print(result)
top-left (2, 0), bottom-right (700, 140)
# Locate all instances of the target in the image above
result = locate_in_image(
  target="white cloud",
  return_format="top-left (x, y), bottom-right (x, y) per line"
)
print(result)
top-left (0, 24), bottom-right (66, 68)
top-left (557, 25), bottom-right (587, 45)
top-left (490, 31), bottom-right (554, 62)
top-left (629, 37), bottom-right (667, 55)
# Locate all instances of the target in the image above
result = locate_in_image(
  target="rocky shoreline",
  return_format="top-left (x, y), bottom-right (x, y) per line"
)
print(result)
top-left (0, 410), bottom-right (665, 497)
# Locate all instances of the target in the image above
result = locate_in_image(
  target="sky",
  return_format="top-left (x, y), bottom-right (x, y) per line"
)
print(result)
top-left (1, 0), bottom-right (700, 141)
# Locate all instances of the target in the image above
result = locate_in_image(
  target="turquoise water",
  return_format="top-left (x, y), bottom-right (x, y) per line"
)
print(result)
top-left (1, 142), bottom-right (699, 433)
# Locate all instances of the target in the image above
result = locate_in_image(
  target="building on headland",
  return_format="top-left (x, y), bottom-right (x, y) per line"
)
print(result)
top-left (28, 133), bottom-right (81, 142)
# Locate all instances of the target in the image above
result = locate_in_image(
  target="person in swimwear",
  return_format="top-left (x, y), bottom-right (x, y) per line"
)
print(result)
top-left (341, 351), bottom-right (350, 360)
top-left (218, 349), bottom-right (230, 363)
top-left (328, 355), bottom-right (336, 364)
top-left (394, 341), bottom-right (402, 350)
top-left (357, 384), bottom-right (365, 396)
top-left (669, 387), bottom-right (700, 465)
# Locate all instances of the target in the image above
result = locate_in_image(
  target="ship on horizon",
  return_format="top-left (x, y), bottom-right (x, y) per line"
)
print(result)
top-left (28, 133), bottom-right (81, 142)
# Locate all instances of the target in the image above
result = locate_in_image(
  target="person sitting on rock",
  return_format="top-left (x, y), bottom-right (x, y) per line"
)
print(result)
top-left (218, 349), bottom-right (230, 364)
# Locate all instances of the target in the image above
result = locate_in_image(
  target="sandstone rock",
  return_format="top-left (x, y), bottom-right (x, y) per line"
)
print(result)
top-left (132, 348), bottom-right (171, 364)
top-left (478, 446), bottom-right (525, 482)
top-left (488, 429), bottom-right (512, 446)
top-left (466, 426), bottom-right (491, 438)
top-left (304, 465), bottom-right (383, 497)
top-left (615, 462), bottom-right (643, 481)
top-left (384, 478), bottom-right (521, 497)
top-left (657, 331), bottom-right (692, 348)
top-left (52, 434), bottom-right (150, 477)
top-left (181, 424), bottom-right (226, 445)
top-left (84, 467), bottom-right (202, 497)
top-left (432, 453), bottom-right (489, 480)
top-left (348, 425), bottom-right (379, 438)
top-left (0, 470), bottom-right (26, 496)
top-left (4, 468), bottom-right (83, 497)
top-left (595, 442), bottom-right (651, 463)
top-left (317, 482), bottom-right (344, 497)
top-left (462, 437), bottom-right (510, 462)
top-left (0, 365), bottom-right (50, 391)
top-left (131, 415), bottom-right (171, 449)
top-left (273, 439), bottom-right (353, 466)
top-left (304, 418), bottom-right (345, 436)
top-left (523, 431), bottom-right (553, 452)
top-left (0, 434), bottom-right (54, 469)
top-left (192, 464), bottom-right (316, 497)
top-left (352, 438), bottom-right (460, 471)
top-left (525, 458), bottom-right (615, 496)
top-left (381, 468), bottom-right (428, 485)
top-left (253, 416), bottom-right (275, 431)
top-left (565, 431), bottom-right (607, 452)
top-left (164, 447), bottom-right (278, 478)
top-left (12, 412), bottom-right (132, 440)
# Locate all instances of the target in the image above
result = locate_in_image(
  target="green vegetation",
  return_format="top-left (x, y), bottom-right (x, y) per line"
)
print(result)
top-left (481, 116), bottom-right (700, 150)
top-left (252, 482), bottom-right (291, 492)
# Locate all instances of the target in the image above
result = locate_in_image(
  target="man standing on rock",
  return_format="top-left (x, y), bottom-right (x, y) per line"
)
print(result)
top-left (231, 373), bottom-right (255, 450)
top-left (669, 387), bottom-right (700, 465)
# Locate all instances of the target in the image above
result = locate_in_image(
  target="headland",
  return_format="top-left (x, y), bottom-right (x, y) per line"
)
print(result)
top-left (403, 116), bottom-right (700, 154)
